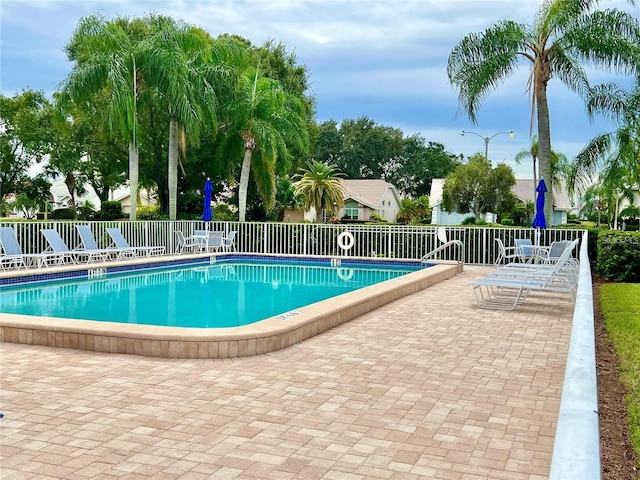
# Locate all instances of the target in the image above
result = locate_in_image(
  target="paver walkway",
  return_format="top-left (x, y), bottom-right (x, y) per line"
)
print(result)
top-left (0, 266), bottom-right (574, 479)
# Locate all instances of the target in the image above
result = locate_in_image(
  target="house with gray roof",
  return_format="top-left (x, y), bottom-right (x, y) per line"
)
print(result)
top-left (429, 178), bottom-right (573, 226)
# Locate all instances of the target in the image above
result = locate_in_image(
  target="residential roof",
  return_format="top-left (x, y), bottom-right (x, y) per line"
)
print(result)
top-left (511, 179), bottom-right (573, 210)
top-left (340, 179), bottom-right (399, 208)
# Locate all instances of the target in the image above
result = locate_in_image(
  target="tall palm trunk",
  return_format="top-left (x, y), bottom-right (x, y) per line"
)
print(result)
top-left (536, 81), bottom-right (553, 225)
top-left (129, 141), bottom-right (139, 221)
top-left (168, 117), bottom-right (179, 220)
top-left (238, 132), bottom-right (256, 222)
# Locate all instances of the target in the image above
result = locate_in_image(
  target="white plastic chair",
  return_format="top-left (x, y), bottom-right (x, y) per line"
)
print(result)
top-left (202, 231), bottom-right (224, 253)
top-left (221, 231), bottom-right (237, 252)
top-left (175, 231), bottom-right (201, 254)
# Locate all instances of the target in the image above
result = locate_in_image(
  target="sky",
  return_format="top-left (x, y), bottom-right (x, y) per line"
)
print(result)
top-left (1, 0), bottom-right (638, 179)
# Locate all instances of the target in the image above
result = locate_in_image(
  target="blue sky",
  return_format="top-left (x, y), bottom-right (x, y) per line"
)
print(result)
top-left (1, 0), bottom-right (638, 178)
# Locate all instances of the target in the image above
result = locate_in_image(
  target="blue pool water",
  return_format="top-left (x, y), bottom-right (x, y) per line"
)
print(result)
top-left (0, 260), bottom-right (419, 328)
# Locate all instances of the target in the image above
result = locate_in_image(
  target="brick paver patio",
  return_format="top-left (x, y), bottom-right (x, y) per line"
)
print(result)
top-left (0, 266), bottom-right (574, 479)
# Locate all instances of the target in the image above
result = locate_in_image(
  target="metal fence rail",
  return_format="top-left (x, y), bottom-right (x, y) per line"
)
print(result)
top-left (1, 221), bottom-right (585, 265)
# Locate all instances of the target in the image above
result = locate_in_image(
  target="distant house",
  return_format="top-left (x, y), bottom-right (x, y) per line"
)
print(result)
top-left (429, 178), bottom-right (573, 226)
top-left (285, 179), bottom-right (402, 223)
top-left (49, 179), bottom-right (157, 214)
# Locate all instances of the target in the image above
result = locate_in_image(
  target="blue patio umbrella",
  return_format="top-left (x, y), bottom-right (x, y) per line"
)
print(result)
top-left (201, 178), bottom-right (213, 222)
top-left (532, 178), bottom-right (547, 230)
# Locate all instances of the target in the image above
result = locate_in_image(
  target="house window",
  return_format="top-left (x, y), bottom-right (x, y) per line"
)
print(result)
top-left (345, 202), bottom-right (358, 220)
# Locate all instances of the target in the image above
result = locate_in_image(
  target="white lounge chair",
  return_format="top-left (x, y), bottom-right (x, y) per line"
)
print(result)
top-left (221, 231), bottom-right (237, 252)
top-left (106, 228), bottom-right (166, 257)
top-left (0, 226), bottom-right (64, 269)
top-left (472, 240), bottom-right (579, 310)
top-left (41, 229), bottom-right (107, 264)
top-left (76, 225), bottom-right (136, 261)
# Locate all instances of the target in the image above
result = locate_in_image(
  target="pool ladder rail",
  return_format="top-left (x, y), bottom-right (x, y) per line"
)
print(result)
top-left (420, 240), bottom-right (465, 267)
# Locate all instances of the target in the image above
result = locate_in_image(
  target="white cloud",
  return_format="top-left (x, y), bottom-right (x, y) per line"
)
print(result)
top-left (1, 0), bottom-right (636, 176)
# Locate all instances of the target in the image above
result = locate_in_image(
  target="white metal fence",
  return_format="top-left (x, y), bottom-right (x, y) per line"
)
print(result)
top-left (1, 220), bottom-right (585, 265)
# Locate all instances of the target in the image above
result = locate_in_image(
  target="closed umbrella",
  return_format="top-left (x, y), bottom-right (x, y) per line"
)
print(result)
top-left (201, 178), bottom-right (213, 222)
top-left (532, 178), bottom-right (547, 230)
top-left (532, 178), bottom-right (547, 250)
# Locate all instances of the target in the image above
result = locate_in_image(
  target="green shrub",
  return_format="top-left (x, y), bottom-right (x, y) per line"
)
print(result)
top-left (214, 203), bottom-right (238, 221)
top-left (461, 216), bottom-right (476, 225)
top-left (501, 218), bottom-right (513, 226)
top-left (97, 201), bottom-right (124, 220)
top-left (49, 208), bottom-right (75, 220)
top-left (597, 230), bottom-right (640, 282)
top-left (137, 205), bottom-right (161, 220)
top-left (369, 212), bottom-right (388, 223)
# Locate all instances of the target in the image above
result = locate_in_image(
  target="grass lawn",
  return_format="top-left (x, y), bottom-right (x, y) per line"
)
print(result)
top-left (600, 283), bottom-right (640, 461)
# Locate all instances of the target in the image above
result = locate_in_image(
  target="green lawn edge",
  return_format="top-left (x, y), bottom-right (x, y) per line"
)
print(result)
top-left (600, 283), bottom-right (640, 465)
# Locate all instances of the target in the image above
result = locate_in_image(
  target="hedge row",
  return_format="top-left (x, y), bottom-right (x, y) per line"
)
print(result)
top-left (597, 230), bottom-right (640, 282)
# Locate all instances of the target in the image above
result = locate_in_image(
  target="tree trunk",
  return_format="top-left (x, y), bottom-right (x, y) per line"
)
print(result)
top-left (129, 140), bottom-right (139, 221)
top-left (168, 117), bottom-right (179, 221)
top-left (536, 82), bottom-right (553, 226)
top-left (532, 155), bottom-right (537, 208)
top-left (238, 133), bottom-right (256, 222)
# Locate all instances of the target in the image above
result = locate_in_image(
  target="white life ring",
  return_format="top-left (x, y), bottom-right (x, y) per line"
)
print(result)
top-left (337, 231), bottom-right (355, 251)
top-left (337, 268), bottom-right (354, 281)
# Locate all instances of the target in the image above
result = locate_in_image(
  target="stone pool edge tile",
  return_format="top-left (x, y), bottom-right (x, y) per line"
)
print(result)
top-left (0, 263), bottom-right (461, 359)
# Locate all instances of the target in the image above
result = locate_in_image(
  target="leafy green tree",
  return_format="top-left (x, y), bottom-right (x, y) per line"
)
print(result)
top-left (389, 137), bottom-right (461, 197)
top-left (294, 160), bottom-right (345, 222)
top-left (218, 64), bottom-right (309, 222)
top-left (0, 90), bottom-right (53, 205)
top-left (20, 175), bottom-right (52, 214)
top-left (53, 91), bottom-right (128, 202)
top-left (44, 106), bottom-right (89, 220)
top-left (442, 154), bottom-right (516, 221)
top-left (335, 116), bottom-right (404, 179)
top-left (313, 120), bottom-right (342, 165)
top-left (447, 0), bottom-right (640, 226)
top-left (275, 176), bottom-right (305, 221)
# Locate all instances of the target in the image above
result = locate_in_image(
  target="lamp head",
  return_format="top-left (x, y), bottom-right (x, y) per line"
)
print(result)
top-left (509, 131), bottom-right (515, 138)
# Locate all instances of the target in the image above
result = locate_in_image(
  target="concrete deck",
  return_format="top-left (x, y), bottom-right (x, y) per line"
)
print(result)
top-left (0, 266), bottom-right (573, 479)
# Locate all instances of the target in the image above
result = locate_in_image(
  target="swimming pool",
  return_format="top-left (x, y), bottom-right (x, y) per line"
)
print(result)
top-left (0, 260), bottom-right (418, 328)
top-left (0, 253), bottom-right (462, 358)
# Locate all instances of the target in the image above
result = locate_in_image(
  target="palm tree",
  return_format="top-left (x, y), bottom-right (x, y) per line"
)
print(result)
top-left (570, 81), bottom-right (640, 196)
top-left (293, 160), bottom-right (345, 222)
top-left (219, 64), bottom-right (309, 222)
top-left (146, 18), bottom-right (241, 220)
top-left (447, 0), bottom-right (640, 226)
top-left (57, 14), bottom-right (151, 221)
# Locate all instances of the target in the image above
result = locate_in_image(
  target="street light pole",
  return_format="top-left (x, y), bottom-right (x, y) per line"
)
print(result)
top-left (461, 130), bottom-right (515, 160)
